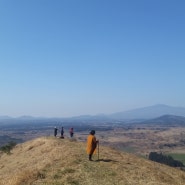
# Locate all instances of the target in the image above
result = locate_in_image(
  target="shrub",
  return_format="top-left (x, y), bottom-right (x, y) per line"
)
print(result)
top-left (0, 141), bottom-right (17, 154)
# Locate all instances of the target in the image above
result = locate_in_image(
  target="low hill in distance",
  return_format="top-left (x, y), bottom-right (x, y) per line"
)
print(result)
top-left (109, 104), bottom-right (185, 120)
top-left (0, 137), bottom-right (185, 185)
top-left (142, 114), bottom-right (185, 126)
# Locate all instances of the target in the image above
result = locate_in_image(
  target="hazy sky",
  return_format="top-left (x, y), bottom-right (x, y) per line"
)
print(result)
top-left (0, 0), bottom-right (185, 117)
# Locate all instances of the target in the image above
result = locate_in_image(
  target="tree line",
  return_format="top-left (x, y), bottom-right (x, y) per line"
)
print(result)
top-left (149, 152), bottom-right (184, 167)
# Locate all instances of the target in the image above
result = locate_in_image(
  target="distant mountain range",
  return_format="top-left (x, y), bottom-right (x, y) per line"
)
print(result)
top-left (142, 114), bottom-right (185, 126)
top-left (1, 104), bottom-right (185, 121)
top-left (108, 104), bottom-right (185, 120)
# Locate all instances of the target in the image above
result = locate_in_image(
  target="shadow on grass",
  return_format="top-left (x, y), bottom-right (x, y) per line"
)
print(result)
top-left (95, 159), bottom-right (118, 162)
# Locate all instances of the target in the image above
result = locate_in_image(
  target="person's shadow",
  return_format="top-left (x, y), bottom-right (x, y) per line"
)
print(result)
top-left (95, 159), bottom-right (118, 162)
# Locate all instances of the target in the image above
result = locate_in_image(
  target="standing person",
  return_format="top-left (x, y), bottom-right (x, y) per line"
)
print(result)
top-left (69, 127), bottom-right (74, 138)
top-left (86, 130), bottom-right (99, 161)
top-left (54, 127), bottom-right (58, 137)
top-left (61, 127), bottom-right (64, 138)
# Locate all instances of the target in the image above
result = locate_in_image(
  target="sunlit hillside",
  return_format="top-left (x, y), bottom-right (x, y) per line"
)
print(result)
top-left (0, 137), bottom-right (185, 185)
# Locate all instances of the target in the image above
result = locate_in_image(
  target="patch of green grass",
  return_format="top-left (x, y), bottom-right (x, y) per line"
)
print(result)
top-left (167, 153), bottom-right (185, 165)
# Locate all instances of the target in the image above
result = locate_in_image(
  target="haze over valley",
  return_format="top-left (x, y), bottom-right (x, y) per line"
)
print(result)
top-left (1, 104), bottom-right (185, 162)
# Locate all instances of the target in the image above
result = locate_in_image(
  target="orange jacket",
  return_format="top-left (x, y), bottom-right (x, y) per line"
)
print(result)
top-left (86, 134), bottom-right (97, 154)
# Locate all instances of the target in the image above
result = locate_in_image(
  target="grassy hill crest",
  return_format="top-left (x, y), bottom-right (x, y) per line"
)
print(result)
top-left (0, 137), bottom-right (185, 185)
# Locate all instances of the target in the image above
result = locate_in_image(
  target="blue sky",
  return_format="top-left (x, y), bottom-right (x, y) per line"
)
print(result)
top-left (0, 0), bottom-right (185, 117)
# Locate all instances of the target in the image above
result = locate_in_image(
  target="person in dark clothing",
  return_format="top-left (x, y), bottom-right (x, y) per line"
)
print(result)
top-left (69, 127), bottom-right (74, 138)
top-left (60, 127), bottom-right (64, 138)
top-left (54, 127), bottom-right (58, 137)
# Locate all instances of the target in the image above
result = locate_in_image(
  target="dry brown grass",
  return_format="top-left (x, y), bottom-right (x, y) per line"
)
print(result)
top-left (86, 127), bottom-right (185, 155)
top-left (0, 136), bottom-right (185, 185)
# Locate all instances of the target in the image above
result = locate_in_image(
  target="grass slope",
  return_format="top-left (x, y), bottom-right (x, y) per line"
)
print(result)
top-left (0, 137), bottom-right (185, 185)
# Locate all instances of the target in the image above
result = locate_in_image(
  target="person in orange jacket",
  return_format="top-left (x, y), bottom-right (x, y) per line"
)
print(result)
top-left (86, 130), bottom-right (99, 161)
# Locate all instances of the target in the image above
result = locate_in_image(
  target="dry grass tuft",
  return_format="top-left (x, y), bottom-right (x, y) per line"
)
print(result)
top-left (0, 136), bottom-right (185, 185)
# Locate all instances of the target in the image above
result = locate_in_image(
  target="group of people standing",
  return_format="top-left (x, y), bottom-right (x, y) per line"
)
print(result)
top-left (54, 127), bottom-right (74, 138)
top-left (54, 126), bottom-right (99, 161)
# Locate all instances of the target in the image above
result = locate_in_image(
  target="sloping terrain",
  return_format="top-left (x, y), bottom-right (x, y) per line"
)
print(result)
top-left (142, 115), bottom-right (185, 126)
top-left (0, 137), bottom-right (185, 185)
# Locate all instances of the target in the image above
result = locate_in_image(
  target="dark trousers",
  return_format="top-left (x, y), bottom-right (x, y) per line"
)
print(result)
top-left (89, 154), bottom-right (92, 161)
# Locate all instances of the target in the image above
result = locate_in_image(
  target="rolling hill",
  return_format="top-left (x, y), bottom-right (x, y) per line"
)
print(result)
top-left (0, 137), bottom-right (185, 185)
top-left (109, 104), bottom-right (185, 120)
top-left (142, 114), bottom-right (185, 126)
